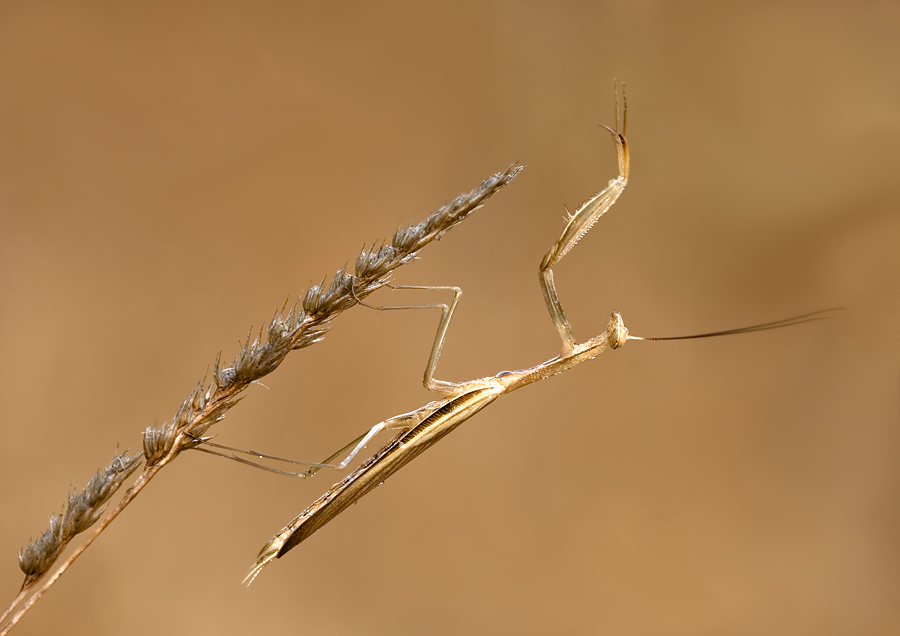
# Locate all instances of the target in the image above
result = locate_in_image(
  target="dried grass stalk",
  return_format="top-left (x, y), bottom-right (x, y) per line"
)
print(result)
top-left (1, 164), bottom-right (522, 635)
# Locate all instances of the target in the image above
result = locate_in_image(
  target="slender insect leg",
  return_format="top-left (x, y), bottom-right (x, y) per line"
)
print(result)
top-left (187, 430), bottom-right (372, 479)
top-left (190, 396), bottom-right (449, 477)
top-left (539, 85), bottom-right (630, 356)
top-left (189, 423), bottom-right (391, 479)
top-left (366, 285), bottom-right (465, 395)
top-left (190, 441), bottom-right (352, 478)
top-left (236, 284), bottom-right (471, 479)
top-left (189, 286), bottom-right (468, 477)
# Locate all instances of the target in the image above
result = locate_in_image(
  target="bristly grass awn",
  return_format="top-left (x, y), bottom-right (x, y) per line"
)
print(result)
top-left (188, 84), bottom-right (837, 584)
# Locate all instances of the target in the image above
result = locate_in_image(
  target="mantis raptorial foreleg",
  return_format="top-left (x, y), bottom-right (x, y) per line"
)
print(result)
top-left (540, 85), bottom-right (630, 356)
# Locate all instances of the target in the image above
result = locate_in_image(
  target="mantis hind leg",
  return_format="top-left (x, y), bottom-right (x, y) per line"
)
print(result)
top-left (189, 430), bottom-right (373, 479)
top-left (190, 398), bottom-right (447, 478)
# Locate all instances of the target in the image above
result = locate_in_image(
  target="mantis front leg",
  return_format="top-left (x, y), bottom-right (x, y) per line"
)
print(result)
top-left (540, 86), bottom-right (630, 356)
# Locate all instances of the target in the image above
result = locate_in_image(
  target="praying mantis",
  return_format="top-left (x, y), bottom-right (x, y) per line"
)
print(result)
top-left (191, 88), bottom-right (833, 585)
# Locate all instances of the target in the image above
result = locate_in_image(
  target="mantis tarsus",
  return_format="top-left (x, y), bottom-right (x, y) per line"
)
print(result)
top-left (192, 89), bottom-right (834, 585)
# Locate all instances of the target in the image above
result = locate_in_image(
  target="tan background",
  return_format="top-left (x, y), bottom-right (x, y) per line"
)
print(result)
top-left (1, 1), bottom-right (898, 635)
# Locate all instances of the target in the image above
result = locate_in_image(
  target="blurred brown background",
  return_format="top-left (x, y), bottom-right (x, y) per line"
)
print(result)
top-left (1, 1), bottom-right (898, 634)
